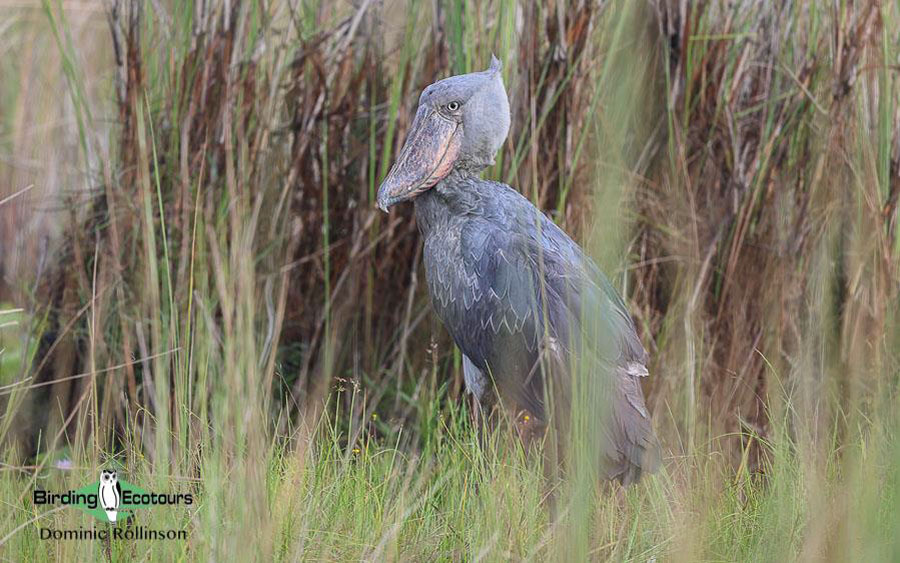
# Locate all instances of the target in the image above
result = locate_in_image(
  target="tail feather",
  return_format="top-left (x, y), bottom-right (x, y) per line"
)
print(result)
top-left (606, 367), bottom-right (660, 485)
top-left (538, 345), bottom-right (660, 485)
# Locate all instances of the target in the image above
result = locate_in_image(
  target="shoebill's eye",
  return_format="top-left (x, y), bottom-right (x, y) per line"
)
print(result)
top-left (447, 101), bottom-right (460, 112)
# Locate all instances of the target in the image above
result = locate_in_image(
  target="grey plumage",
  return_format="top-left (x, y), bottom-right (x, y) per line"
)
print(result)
top-left (462, 353), bottom-right (489, 402)
top-left (377, 57), bottom-right (660, 484)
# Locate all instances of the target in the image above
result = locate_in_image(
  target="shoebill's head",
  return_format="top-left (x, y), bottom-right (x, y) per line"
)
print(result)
top-left (377, 56), bottom-right (510, 211)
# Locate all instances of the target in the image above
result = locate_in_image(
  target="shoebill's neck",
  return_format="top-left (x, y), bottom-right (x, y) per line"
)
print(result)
top-left (413, 167), bottom-right (489, 236)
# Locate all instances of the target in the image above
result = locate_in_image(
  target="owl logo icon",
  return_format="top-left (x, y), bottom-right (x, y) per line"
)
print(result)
top-left (98, 470), bottom-right (122, 523)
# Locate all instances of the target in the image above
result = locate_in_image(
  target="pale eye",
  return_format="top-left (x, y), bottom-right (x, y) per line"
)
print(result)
top-left (447, 101), bottom-right (460, 112)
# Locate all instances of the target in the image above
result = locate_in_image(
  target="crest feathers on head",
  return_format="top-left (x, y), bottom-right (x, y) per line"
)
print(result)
top-left (489, 54), bottom-right (502, 74)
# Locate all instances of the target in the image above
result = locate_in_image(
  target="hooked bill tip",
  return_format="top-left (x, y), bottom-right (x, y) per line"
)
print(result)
top-left (375, 192), bottom-right (394, 212)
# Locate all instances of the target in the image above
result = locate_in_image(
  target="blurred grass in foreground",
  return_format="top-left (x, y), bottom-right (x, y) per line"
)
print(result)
top-left (0, 0), bottom-right (898, 560)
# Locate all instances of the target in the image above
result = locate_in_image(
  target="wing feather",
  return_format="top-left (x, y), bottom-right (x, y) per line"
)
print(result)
top-left (424, 184), bottom-right (659, 482)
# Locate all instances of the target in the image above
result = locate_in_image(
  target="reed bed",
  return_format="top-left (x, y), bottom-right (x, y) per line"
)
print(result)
top-left (0, 0), bottom-right (898, 560)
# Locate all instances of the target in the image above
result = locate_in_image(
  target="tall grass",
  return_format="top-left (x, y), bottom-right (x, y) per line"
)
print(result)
top-left (0, 0), bottom-right (898, 560)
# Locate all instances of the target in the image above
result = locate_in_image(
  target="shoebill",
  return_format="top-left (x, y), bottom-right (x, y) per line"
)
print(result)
top-left (376, 56), bottom-right (660, 484)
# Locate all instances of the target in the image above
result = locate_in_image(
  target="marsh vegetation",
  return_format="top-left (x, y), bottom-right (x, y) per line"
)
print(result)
top-left (0, 0), bottom-right (898, 560)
